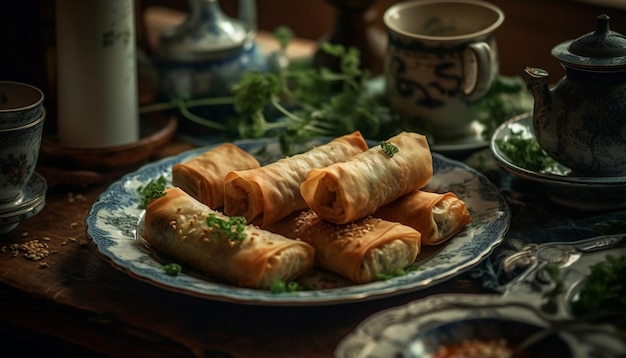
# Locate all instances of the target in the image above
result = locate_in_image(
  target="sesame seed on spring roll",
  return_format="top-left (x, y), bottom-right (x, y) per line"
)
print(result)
top-left (223, 131), bottom-right (368, 227)
top-left (300, 131), bottom-right (433, 225)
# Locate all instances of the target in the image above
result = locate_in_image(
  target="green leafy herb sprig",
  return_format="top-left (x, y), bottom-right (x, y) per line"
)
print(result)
top-left (571, 255), bottom-right (626, 328)
top-left (137, 176), bottom-right (168, 209)
top-left (206, 214), bottom-right (248, 241)
top-left (380, 140), bottom-right (399, 157)
top-left (140, 28), bottom-right (398, 155)
top-left (230, 42), bottom-right (397, 155)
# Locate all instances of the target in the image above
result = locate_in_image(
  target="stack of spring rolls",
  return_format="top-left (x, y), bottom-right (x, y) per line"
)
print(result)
top-left (142, 131), bottom-right (472, 288)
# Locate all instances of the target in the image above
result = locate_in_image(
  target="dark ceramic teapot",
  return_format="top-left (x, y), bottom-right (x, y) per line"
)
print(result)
top-left (525, 15), bottom-right (626, 176)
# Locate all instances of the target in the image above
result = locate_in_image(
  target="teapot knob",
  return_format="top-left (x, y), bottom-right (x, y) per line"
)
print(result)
top-left (568, 14), bottom-right (626, 58)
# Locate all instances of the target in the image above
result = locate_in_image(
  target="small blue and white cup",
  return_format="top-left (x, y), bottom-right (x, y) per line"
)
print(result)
top-left (0, 108), bottom-right (46, 203)
top-left (384, 0), bottom-right (504, 140)
top-left (0, 81), bottom-right (45, 130)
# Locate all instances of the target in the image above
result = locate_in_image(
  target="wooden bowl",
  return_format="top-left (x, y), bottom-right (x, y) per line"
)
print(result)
top-left (40, 112), bottom-right (177, 171)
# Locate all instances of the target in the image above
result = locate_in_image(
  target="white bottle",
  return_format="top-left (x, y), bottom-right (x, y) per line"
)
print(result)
top-left (56, 0), bottom-right (139, 147)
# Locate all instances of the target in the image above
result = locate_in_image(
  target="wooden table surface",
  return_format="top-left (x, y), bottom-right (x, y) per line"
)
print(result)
top-left (3, 7), bottom-right (622, 357)
top-left (0, 137), bottom-right (491, 358)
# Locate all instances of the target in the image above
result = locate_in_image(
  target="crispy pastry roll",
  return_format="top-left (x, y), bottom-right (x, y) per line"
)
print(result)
top-left (142, 187), bottom-right (315, 289)
top-left (374, 190), bottom-right (472, 245)
top-left (223, 131), bottom-right (368, 227)
top-left (268, 210), bottom-right (422, 284)
top-left (172, 143), bottom-right (260, 209)
top-left (300, 131), bottom-right (433, 225)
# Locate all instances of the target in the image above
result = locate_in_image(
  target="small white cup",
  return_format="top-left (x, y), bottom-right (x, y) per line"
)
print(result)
top-left (384, 0), bottom-right (504, 140)
top-left (0, 108), bottom-right (46, 203)
top-left (0, 81), bottom-right (45, 130)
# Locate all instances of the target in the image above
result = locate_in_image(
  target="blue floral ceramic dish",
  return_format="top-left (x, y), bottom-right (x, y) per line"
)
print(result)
top-left (86, 137), bottom-right (510, 306)
top-left (0, 109), bottom-right (45, 203)
top-left (0, 81), bottom-right (44, 130)
top-left (335, 293), bottom-right (625, 358)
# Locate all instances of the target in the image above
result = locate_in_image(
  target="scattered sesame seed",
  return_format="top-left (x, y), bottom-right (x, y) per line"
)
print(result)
top-left (66, 192), bottom-right (87, 203)
top-left (8, 239), bottom-right (51, 261)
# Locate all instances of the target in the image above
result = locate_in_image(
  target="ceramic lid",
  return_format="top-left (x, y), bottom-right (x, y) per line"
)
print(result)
top-left (552, 14), bottom-right (626, 69)
top-left (157, 2), bottom-right (250, 61)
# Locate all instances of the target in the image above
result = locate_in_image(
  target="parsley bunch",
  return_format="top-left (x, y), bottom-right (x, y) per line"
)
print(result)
top-left (230, 42), bottom-right (396, 154)
top-left (140, 29), bottom-right (399, 155)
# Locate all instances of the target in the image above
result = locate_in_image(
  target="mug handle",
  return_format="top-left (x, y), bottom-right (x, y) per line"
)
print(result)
top-left (462, 42), bottom-right (494, 101)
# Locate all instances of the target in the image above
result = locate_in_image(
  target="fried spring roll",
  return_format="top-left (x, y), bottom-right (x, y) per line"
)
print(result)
top-left (300, 131), bottom-right (433, 225)
top-left (268, 210), bottom-right (422, 284)
top-left (142, 187), bottom-right (315, 289)
top-left (172, 143), bottom-right (260, 209)
top-left (374, 190), bottom-right (472, 245)
top-left (223, 131), bottom-right (368, 227)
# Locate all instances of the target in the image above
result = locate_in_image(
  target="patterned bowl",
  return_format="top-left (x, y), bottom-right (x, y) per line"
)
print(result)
top-left (0, 108), bottom-right (45, 203)
top-left (404, 317), bottom-right (572, 357)
top-left (0, 81), bottom-right (44, 130)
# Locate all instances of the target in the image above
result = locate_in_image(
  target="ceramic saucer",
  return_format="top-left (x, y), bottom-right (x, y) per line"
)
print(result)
top-left (428, 120), bottom-right (488, 159)
top-left (0, 172), bottom-right (47, 234)
top-left (490, 113), bottom-right (626, 211)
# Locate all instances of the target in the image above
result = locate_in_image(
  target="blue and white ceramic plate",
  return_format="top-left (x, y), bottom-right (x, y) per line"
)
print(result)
top-left (490, 113), bottom-right (626, 211)
top-left (334, 293), bottom-right (626, 358)
top-left (86, 137), bottom-right (510, 306)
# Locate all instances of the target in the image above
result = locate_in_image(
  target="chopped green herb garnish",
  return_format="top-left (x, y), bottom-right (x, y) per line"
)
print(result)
top-left (137, 176), bottom-right (168, 209)
top-left (571, 255), bottom-right (626, 328)
top-left (496, 135), bottom-right (558, 172)
top-left (376, 263), bottom-right (419, 280)
top-left (269, 279), bottom-right (302, 293)
top-left (380, 140), bottom-right (399, 157)
top-left (163, 263), bottom-right (182, 276)
top-left (206, 214), bottom-right (247, 241)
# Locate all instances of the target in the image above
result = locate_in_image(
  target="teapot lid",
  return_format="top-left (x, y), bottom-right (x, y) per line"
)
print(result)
top-left (552, 15), bottom-right (626, 69)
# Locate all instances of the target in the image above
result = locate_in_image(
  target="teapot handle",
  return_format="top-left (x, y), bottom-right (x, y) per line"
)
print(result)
top-left (238, 0), bottom-right (257, 40)
top-left (462, 41), bottom-right (496, 101)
